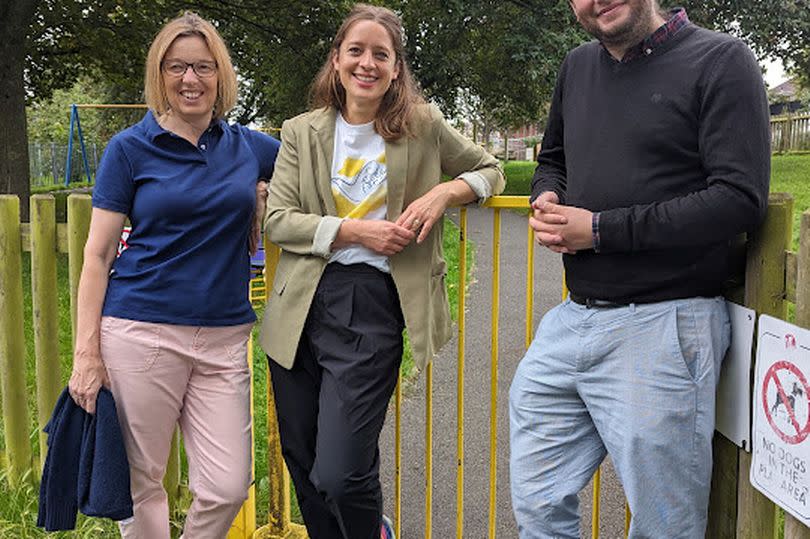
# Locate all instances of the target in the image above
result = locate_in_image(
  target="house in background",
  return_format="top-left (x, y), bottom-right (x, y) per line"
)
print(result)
top-left (770, 78), bottom-right (805, 115)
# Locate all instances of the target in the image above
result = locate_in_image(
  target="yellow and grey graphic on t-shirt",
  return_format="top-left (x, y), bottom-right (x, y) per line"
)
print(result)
top-left (331, 154), bottom-right (387, 218)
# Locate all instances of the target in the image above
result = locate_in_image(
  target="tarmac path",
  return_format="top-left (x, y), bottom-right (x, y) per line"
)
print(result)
top-left (378, 205), bottom-right (627, 538)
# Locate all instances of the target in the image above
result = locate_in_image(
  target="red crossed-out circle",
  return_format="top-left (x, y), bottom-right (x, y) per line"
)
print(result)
top-left (762, 360), bottom-right (810, 444)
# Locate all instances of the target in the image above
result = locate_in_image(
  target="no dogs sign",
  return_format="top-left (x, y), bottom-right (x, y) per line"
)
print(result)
top-left (751, 315), bottom-right (810, 523)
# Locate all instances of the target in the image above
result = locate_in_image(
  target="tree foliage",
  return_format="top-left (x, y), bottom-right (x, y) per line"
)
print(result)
top-left (26, 0), bottom-right (351, 125)
top-left (220, 1), bottom-right (349, 125)
top-left (399, 0), bottom-right (582, 130)
top-left (21, 0), bottom-right (810, 130)
top-left (5, 0), bottom-right (810, 206)
top-left (26, 77), bottom-right (144, 145)
top-left (666, 0), bottom-right (810, 85)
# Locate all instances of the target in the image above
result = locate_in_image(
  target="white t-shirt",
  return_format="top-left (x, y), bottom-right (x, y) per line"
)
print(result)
top-left (329, 113), bottom-right (390, 272)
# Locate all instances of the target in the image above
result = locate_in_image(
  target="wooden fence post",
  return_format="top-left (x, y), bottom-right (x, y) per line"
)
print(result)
top-left (708, 435), bottom-right (739, 538)
top-left (67, 194), bottom-right (91, 346)
top-left (30, 195), bottom-right (61, 470)
top-left (0, 195), bottom-right (33, 485)
top-left (785, 210), bottom-right (810, 538)
top-left (785, 113), bottom-right (795, 153)
top-left (737, 192), bottom-right (793, 538)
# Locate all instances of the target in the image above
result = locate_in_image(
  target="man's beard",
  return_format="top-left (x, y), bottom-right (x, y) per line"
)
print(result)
top-left (581, 1), bottom-right (656, 51)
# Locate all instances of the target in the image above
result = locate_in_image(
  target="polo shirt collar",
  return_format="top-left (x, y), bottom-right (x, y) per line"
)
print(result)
top-left (141, 110), bottom-right (226, 142)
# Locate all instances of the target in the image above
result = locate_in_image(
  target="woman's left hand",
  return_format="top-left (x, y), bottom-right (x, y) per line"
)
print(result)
top-left (396, 183), bottom-right (453, 244)
top-left (250, 180), bottom-right (268, 255)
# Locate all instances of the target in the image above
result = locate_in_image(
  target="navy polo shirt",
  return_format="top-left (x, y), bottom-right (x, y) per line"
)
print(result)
top-left (92, 111), bottom-right (280, 326)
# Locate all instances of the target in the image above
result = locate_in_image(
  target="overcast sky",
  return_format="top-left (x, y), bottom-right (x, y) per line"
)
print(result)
top-left (763, 57), bottom-right (788, 88)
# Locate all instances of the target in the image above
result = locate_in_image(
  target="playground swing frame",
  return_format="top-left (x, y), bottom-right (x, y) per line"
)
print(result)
top-left (64, 103), bottom-right (147, 187)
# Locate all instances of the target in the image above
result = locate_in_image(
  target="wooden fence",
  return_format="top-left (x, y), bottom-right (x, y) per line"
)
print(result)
top-left (706, 192), bottom-right (810, 538)
top-left (772, 113), bottom-right (810, 153)
top-left (3, 192), bottom-right (810, 537)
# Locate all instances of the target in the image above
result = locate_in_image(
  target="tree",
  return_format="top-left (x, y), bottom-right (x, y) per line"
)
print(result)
top-left (397, 0), bottom-right (582, 132)
top-left (6, 0), bottom-right (810, 217)
top-left (219, 1), bottom-right (350, 126)
top-left (26, 77), bottom-right (141, 145)
top-left (2, 0), bottom-right (179, 217)
top-left (4, 0), bottom-right (347, 216)
top-left (667, 0), bottom-right (810, 85)
top-left (398, 0), bottom-right (810, 132)
top-left (1, 0), bottom-right (37, 220)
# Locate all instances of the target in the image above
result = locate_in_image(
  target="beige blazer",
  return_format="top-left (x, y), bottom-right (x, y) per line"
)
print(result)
top-left (259, 105), bottom-right (504, 370)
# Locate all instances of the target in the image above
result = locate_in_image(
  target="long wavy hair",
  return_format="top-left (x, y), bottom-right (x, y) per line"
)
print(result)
top-left (309, 4), bottom-right (425, 140)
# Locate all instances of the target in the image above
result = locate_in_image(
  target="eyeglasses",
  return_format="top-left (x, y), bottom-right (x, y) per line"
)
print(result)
top-left (162, 60), bottom-right (218, 78)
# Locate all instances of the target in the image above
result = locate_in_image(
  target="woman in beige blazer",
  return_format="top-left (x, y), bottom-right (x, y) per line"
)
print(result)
top-left (260, 5), bottom-right (503, 538)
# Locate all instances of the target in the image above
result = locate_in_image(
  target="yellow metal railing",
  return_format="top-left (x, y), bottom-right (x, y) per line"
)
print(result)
top-left (488, 207), bottom-right (501, 538)
top-left (456, 208), bottom-right (468, 536)
top-left (387, 196), bottom-right (624, 538)
top-left (243, 195), bottom-right (627, 538)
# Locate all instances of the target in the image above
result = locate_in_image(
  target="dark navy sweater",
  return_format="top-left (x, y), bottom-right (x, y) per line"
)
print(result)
top-left (37, 387), bottom-right (132, 531)
top-left (532, 24), bottom-right (771, 303)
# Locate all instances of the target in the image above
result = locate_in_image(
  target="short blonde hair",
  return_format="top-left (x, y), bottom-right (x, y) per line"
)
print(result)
top-left (144, 12), bottom-right (237, 120)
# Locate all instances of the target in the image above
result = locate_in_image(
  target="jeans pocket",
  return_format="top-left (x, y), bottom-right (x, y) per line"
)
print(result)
top-left (221, 324), bottom-right (252, 369)
top-left (669, 304), bottom-right (701, 382)
top-left (101, 317), bottom-right (161, 373)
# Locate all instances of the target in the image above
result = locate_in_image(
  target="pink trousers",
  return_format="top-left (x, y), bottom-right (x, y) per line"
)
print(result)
top-left (101, 316), bottom-right (253, 539)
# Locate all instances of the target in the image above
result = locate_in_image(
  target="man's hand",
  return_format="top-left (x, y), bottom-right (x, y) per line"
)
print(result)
top-left (529, 192), bottom-right (594, 254)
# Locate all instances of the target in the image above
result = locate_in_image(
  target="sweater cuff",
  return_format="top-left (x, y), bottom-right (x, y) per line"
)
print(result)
top-left (312, 216), bottom-right (344, 258)
top-left (42, 503), bottom-right (78, 531)
top-left (592, 212), bottom-right (601, 253)
top-left (457, 171), bottom-right (491, 204)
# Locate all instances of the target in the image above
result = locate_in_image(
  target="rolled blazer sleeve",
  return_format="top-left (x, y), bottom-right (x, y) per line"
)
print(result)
top-left (432, 106), bottom-right (505, 201)
top-left (264, 117), bottom-right (341, 257)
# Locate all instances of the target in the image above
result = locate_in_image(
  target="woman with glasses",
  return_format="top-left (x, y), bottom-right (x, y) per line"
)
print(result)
top-left (260, 5), bottom-right (504, 538)
top-left (67, 12), bottom-right (279, 538)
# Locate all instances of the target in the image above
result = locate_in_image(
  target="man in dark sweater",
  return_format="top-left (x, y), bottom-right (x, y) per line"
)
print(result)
top-left (508, 1), bottom-right (770, 537)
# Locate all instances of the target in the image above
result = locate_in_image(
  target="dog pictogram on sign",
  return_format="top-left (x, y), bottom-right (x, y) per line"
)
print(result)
top-left (763, 360), bottom-right (810, 445)
top-left (751, 316), bottom-right (810, 524)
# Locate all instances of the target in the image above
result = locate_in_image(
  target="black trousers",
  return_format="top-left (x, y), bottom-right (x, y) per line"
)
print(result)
top-left (268, 263), bottom-right (404, 539)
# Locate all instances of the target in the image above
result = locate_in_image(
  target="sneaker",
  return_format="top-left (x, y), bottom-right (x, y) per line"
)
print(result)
top-left (381, 514), bottom-right (395, 539)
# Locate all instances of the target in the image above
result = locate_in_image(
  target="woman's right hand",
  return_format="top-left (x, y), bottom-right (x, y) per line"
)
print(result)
top-left (68, 348), bottom-right (110, 414)
top-left (334, 219), bottom-right (415, 256)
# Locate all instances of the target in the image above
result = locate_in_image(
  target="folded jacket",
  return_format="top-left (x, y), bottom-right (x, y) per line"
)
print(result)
top-left (37, 387), bottom-right (133, 531)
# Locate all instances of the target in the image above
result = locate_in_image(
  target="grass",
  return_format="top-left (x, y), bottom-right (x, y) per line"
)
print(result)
top-left (771, 156), bottom-right (809, 539)
top-left (771, 153), bottom-right (810, 250)
top-left (501, 160), bottom-right (535, 196)
top-left (0, 217), bottom-right (470, 535)
top-left (0, 251), bottom-right (121, 537)
top-left (31, 182), bottom-right (94, 194)
top-left (5, 150), bottom-right (806, 532)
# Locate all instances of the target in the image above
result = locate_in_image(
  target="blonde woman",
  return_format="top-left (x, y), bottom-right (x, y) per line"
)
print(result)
top-left (68, 12), bottom-right (279, 538)
top-left (260, 4), bottom-right (504, 538)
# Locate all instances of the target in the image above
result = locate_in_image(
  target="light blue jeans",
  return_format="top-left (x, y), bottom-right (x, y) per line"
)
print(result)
top-left (509, 297), bottom-right (730, 539)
